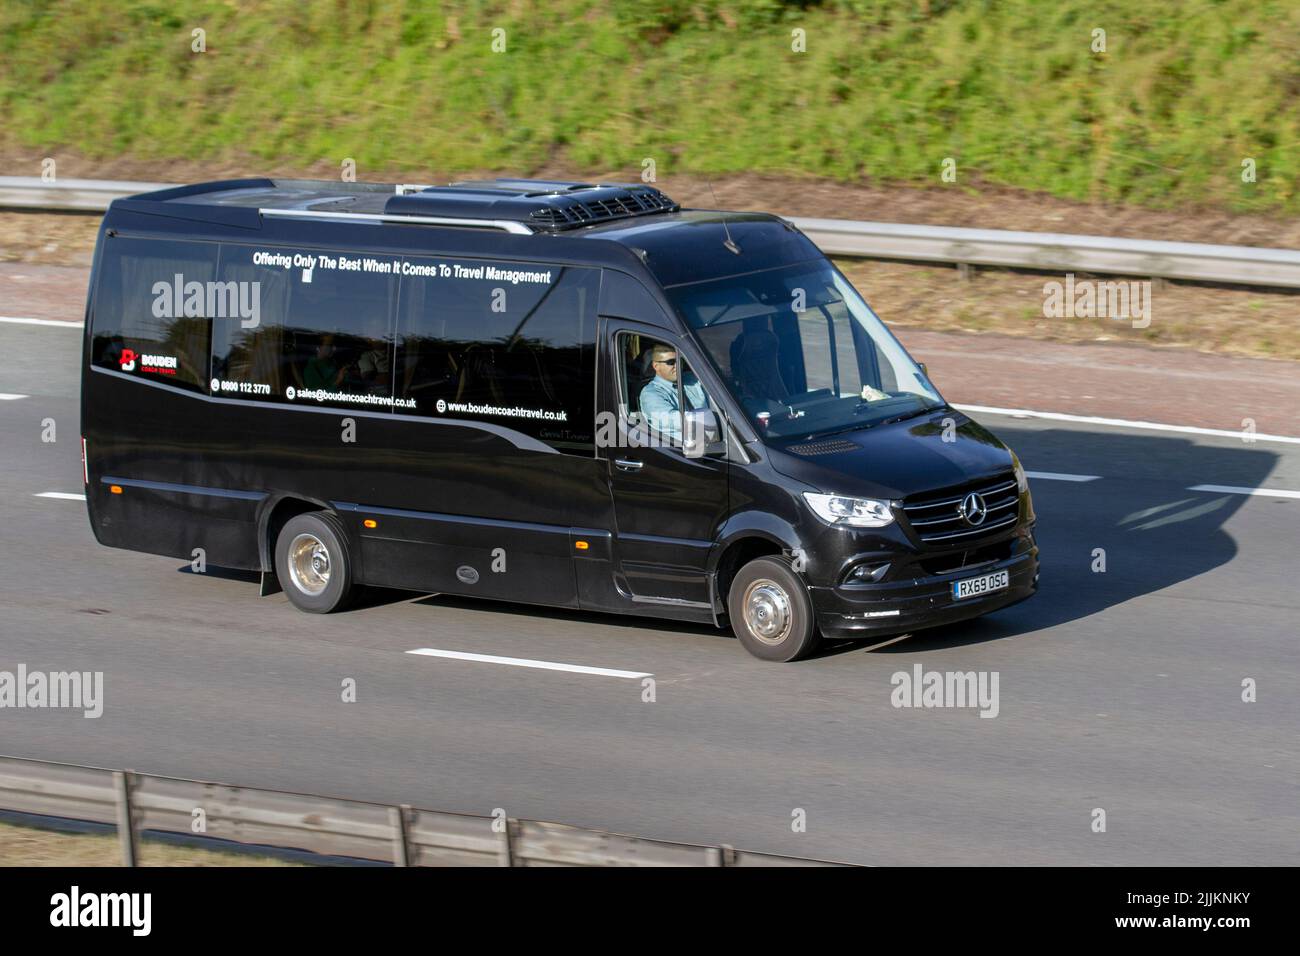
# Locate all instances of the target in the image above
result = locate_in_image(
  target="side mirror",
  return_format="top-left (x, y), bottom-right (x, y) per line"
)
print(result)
top-left (918, 362), bottom-right (929, 377)
top-left (683, 408), bottom-right (722, 458)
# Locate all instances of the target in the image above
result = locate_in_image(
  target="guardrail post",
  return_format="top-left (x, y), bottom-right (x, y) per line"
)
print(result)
top-left (498, 818), bottom-right (515, 867)
top-left (113, 770), bottom-right (138, 867)
top-left (389, 805), bottom-right (412, 867)
top-left (706, 844), bottom-right (735, 867)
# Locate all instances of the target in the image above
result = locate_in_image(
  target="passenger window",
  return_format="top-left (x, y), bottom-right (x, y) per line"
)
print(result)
top-left (617, 333), bottom-right (723, 456)
top-left (90, 236), bottom-right (217, 394)
top-left (209, 244), bottom-right (398, 409)
top-left (393, 261), bottom-right (598, 455)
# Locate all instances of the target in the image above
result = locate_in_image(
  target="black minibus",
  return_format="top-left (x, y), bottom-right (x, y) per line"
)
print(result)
top-left (80, 178), bottom-right (1038, 661)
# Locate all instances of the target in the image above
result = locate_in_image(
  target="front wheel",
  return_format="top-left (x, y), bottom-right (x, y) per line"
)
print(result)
top-left (275, 512), bottom-right (354, 613)
top-left (728, 556), bottom-right (820, 662)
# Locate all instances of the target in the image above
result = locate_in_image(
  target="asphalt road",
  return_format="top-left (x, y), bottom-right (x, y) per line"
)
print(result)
top-left (1, 317), bottom-right (1297, 865)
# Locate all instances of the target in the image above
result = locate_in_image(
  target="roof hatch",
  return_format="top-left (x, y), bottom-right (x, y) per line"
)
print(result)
top-left (384, 179), bottom-right (679, 232)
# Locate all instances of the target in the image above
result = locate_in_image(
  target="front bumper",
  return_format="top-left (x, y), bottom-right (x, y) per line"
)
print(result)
top-left (810, 538), bottom-right (1039, 640)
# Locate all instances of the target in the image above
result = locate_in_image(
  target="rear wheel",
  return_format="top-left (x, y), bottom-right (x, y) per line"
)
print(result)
top-left (728, 556), bottom-right (820, 662)
top-left (275, 512), bottom-right (354, 613)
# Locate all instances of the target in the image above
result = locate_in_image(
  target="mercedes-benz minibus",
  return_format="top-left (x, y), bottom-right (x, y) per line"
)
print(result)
top-left (81, 178), bottom-right (1038, 661)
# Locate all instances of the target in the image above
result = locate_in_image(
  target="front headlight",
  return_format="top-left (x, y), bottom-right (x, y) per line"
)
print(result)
top-left (1010, 450), bottom-right (1028, 493)
top-left (803, 492), bottom-right (895, 528)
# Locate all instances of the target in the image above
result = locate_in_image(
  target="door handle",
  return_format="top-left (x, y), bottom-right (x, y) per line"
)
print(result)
top-left (614, 459), bottom-right (644, 472)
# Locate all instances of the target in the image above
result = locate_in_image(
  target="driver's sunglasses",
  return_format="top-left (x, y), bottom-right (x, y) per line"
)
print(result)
top-left (657, 357), bottom-right (678, 367)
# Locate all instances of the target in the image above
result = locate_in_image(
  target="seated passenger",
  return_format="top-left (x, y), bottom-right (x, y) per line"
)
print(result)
top-left (303, 334), bottom-right (345, 390)
top-left (355, 315), bottom-right (392, 395)
top-left (357, 344), bottom-right (391, 394)
top-left (638, 344), bottom-right (705, 441)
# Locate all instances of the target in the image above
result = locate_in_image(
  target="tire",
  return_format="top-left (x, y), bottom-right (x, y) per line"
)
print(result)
top-left (727, 556), bottom-right (820, 662)
top-left (275, 511), bottom-right (354, 613)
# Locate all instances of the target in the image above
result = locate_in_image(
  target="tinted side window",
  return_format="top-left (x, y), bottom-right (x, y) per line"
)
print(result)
top-left (394, 261), bottom-right (598, 454)
top-left (90, 236), bottom-right (216, 393)
top-left (210, 245), bottom-right (399, 409)
top-left (617, 333), bottom-right (722, 453)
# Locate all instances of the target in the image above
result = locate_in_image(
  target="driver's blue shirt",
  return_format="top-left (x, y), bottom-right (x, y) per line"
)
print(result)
top-left (639, 374), bottom-right (706, 440)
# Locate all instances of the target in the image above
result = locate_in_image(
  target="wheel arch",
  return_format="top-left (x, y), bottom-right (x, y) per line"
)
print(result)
top-left (257, 493), bottom-right (340, 573)
top-left (711, 531), bottom-right (792, 619)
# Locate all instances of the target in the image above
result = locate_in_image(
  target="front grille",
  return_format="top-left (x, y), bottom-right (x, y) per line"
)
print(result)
top-left (902, 472), bottom-right (1020, 544)
top-left (917, 539), bottom-right (1015, 576)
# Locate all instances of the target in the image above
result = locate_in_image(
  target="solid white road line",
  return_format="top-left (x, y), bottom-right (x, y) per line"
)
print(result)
top-left (406, 647), bottom-right (651, 679)
top-left (955, 403), bottom-right (1300, 445)
top-left (34, 492), bottom-right (86, 500)
top-left (0, 315), bottom-right (82, 328)
top-left (1025, 471), bottom-right (1100, 482)
top-left (0, 393), bottom-right (28, 400)
top-left (1188, 484), bottom-right (1300, 500)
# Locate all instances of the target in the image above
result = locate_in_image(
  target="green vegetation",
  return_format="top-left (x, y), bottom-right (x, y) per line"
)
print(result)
top-left (1, 0), bottom-right (1297, 212)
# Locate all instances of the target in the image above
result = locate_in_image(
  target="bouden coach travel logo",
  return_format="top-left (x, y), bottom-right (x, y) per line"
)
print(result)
top-left (119, 348), bottom-right (178, 375)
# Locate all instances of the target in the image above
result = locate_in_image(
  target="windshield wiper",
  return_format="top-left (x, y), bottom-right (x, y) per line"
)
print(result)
top-left (799, 421), bottom-right (869, 441)
top-left (877, 405), bottom-right (939, 427)
top-left (803, 404), bottom-right (937, 441)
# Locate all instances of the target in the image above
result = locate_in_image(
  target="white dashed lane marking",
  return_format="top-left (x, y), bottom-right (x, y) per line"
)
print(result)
top-left (1025, 471), bottom-right (1099, 482)
top-left (0, 315), bottom-right (82, 328)
top-left (1188, 484), bottom-right (1300, 500)
top-left (406, 647), bottom-right (651, 680)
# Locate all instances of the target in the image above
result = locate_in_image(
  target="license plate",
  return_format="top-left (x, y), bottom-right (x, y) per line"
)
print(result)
top-left (951, 569), bottom-right (1009, 601)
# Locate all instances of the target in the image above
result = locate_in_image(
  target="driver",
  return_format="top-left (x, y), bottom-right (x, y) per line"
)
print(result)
top-left (639, 344), bottom-right (705, 441)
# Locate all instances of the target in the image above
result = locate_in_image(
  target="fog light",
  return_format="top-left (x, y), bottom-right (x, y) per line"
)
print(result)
top-left (846, 562), bottom-right (890, 584)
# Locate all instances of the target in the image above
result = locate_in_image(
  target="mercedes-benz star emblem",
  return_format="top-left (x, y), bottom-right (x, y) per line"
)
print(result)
top-left (959, 491), bottom-right (987, 526)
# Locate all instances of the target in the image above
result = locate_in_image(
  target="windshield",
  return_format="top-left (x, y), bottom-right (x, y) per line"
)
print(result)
top-left (666, 259), bottom-right (945, 442)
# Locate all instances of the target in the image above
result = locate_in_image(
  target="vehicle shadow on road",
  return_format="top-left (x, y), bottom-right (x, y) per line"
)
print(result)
top-left (862, 426), bottom-right (1280, 655)
top-left (175, 565), bottom-right (260, 583)
top-left (172, 427), bottom-right (1281, 661)
top-left (411, 593), bottom-right (729, 639)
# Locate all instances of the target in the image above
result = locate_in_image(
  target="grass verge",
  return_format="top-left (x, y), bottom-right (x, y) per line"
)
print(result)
top-left (0, 820), bottom-right (302, 867)
top-left (2, 1), bottom-right (1297, 214)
